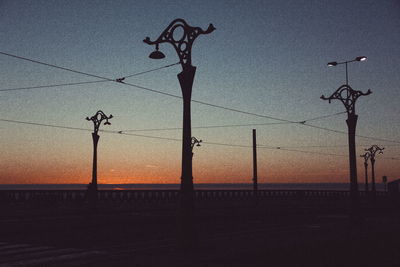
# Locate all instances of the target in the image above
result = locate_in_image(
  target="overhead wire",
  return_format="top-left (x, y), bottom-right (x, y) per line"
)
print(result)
top-left (0, 51), bottom-right (319, 123)
top-left (0, 119), bottom-right (92, 132)
top-left (118, 112), bottom-right (344, 132)
top-left (1, 51), bottom-right (399, 144)
top-left (0, 52), bottom-right (361, 129)
top-left (261, 146), bottom-right (346, 157)
top-left (304, 123), bottom-right (400, 144)
top-left (122, 62), bottom-right (180, 79)
top-left (0, 80), bottom-right (109, 92)
top-left (0, 62), bottom-right (180, 92)
top-left (0, 51), bottom-right (110, 81)
top-left (1, 118), bottom-right (399, 160)
top-left (121, 122), bottom-right (290, 132)
top-left (0, 118), bottom-right (182, 142)
top-left (0, 118), bottom-right (339, 152)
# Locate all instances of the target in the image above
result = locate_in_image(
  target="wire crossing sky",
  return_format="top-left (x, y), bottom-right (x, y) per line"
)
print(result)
top-left (0, 0), bottom-right (399, 185)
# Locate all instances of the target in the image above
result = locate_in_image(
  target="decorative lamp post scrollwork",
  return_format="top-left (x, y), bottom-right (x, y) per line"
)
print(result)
top-left (144, 19), bottom-right (214, 248)
top-left (190, 136), bottom-right (202, 158)
top-left (321, 56), bottom-right (371, 204)
top-left (86, 110), bottom-right (113, 202)
top-left (365, 145), bottom-right (384, 195)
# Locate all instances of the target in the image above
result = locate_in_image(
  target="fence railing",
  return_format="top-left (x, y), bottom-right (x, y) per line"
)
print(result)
top-left (0, 189), bottom-right (389, 204)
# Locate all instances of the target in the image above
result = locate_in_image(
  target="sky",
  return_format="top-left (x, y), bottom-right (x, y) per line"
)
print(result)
top-left (0, 0), bottom-right (399, 185)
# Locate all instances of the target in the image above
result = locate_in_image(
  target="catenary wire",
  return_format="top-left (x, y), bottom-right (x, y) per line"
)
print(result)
top-left (122, 62), bottom-right (180, 78)
top-left (0, 51), bottom-right (319, 123)
top-left (0, 80), bottom-right (109, 92)
top-left (304, 123), bottom-right (400, 144)
top-left (0, 118), bottom-right (347, 153)
top-left (0, 63), bottom-right (180, 92)
top-left (121, 122), bottom-right (290, 132)
top-left (118, 113), bottom-right (345, 132)
top-left (1, 51), bottom-right (399, 144)
top-left (1, 118), bottom-right (399, 159)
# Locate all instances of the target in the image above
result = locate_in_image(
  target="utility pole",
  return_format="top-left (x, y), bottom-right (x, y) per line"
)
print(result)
top-left (252, 129), bottom-right (258, 191)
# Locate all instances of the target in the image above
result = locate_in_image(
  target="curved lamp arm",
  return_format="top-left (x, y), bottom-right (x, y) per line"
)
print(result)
top-left (191, 136), bottom-right (202, 150)
top-left (360, 152), bottom-right (371, 164)
top-left (144, 18), bottom-right (215, 68)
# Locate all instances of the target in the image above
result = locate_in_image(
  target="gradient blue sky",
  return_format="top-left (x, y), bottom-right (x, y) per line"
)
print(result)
top-left (0, 0), bottom-right (399, 184)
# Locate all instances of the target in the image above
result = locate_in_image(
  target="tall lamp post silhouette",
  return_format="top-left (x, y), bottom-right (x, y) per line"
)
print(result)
top-left (365, 145), bottom-right (384, 196)
top-left (321, 56), bottom-right (371, 206)
top-left (86, 110), bottom-right (113, 206)
top-left (144, 19), bottom-right (215, 248)
top-left (360, 152), bottom-right (370, 192)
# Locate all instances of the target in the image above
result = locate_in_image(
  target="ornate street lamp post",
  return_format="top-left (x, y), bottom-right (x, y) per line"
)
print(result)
top-left (360, 152), bottom-right (370, 192)
top-left (321, 56), bottom-right (371, 205)
top-left (365, 145), bottom-right (384, 195)
top-left (144, 19), bottom-right (215, 248)
top-left (144, 19), bottom-right (214, 193)
top-left (86, 110), bottom-right (113, 206)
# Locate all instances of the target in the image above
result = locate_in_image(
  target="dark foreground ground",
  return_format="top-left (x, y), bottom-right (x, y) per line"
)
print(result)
top-left (0, 197), bottom-right (399, 266)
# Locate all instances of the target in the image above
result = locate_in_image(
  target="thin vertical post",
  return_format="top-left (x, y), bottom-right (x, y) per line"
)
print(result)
top-left (364, 162), bottom-right (369, 192)
top-left (91, 133), bottom-right (99, 190)
top-left (252, 129), bottom-right (258, 191)
top-left (371, 158), bottom-right (376, 194)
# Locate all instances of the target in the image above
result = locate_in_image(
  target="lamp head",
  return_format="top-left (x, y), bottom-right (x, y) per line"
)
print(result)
top-left (149, 44), bottom-right (165, 59)
top-left (355, 56), bottom-right (367, 62)
top-left (327, 61), bottom-right (338, 67)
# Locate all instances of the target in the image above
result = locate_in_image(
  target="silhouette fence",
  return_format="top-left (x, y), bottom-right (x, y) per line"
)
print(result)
top-left (0, 189), bottom-right (388, 204)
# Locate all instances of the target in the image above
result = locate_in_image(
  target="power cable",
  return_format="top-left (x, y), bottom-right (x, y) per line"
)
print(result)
top-left (0, 63), bottom-right (180, 92)
top-left (0, 80), bottom-right (109, 92)
top-left (0, 51), bottom-right (110, 81)
top-left (0, 119), bottom-right (92, 132)
top-left (1, 51), bottom-right (398, 144)
top-left (263, 146), bottom-right (346, 157)
top-left (3, 118), bottom-right (399, 160)
top-left (119, 113), bottom-right (344, 133)
top-left (0, 51), bottom-right (326, 123)
top-left (122, 62), bottom-right (180, 79)
top-left (304, 123), bottom-right (400, 144)
top-left (121, 122), bottom-right (289, 132)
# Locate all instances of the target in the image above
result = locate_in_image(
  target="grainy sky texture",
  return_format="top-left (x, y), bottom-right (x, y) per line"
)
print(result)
top-left (0, 0), bottom-right (399, 184)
